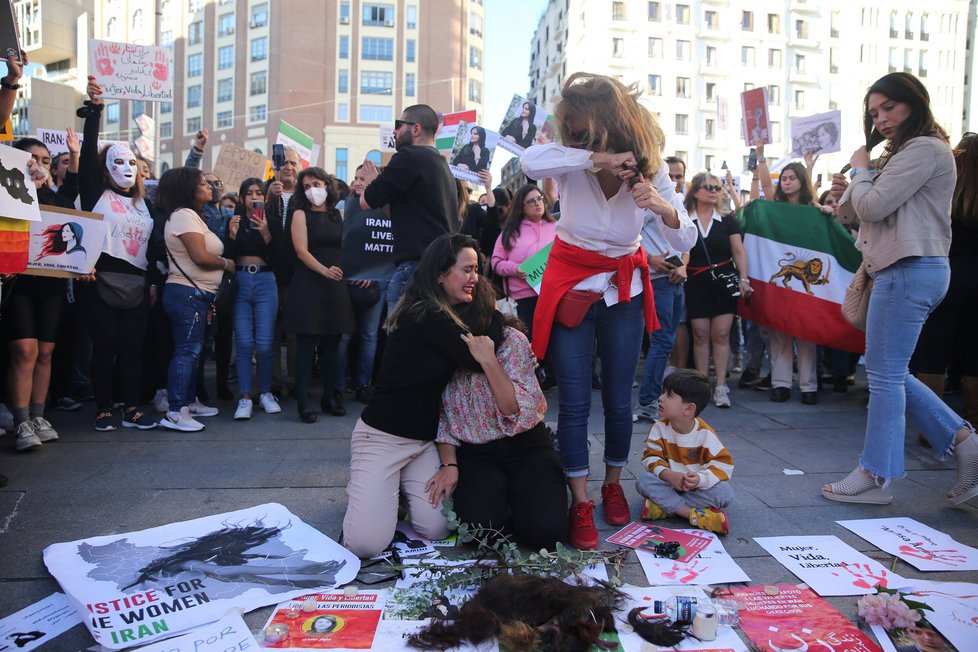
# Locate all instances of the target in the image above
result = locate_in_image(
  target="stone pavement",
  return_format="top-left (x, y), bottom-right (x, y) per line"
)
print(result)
top-left (1, 369), bottom-right (976, 649)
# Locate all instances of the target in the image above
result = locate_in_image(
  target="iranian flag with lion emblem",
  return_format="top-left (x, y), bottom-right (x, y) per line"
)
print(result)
top-left (738, 201), bottom-right (865, 353)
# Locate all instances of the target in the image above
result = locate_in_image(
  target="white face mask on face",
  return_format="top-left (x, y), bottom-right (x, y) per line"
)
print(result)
top-left (305, 186), bottom-right (328, 206)
top-left (106, 144), bottom-right (137, 189)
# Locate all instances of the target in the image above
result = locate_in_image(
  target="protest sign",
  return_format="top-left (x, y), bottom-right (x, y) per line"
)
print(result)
top-left (213, 143), bottom-right (267, 195)
top-left (435, 110), bottom-right (478, 153)
top-left (133, 134), bottom-right (154, 161)
top-left (262, 592), bottom-right (384, 650)
top-left (134, 113), bottom-right (155, 136)
top-left (837, 517), bottom-right (978, 572)
top-left (729, 584), bottom-right (878, 652)
top-left (0, 144), bottom-right (41, 222)
top-left (607, 522), bottom-right (712, 563)
top-left (872, 623), bottom-right (959, 652)
top-left (127, 611), bottom-right (258, 652)
top-left (741, 86), bottom-right (771, 146)
top-left (88, 39), bottom-right (173, 101)
top-left (635, 529), bottom-right (750, 586)
top-left (517, 241), bottom-right (551, 294)
top-left (790, 110), bottom-right (843, 157)
top-left (36, 128), bottom-right (125, 158)
top-left (754, 535), bottom-right (906, 596)
top-left (27, 206), bottom-right (105, 277)
top-left (0, 593), bottom-right (84, 652)
top-left (43, 503), bottom-right (359, 650)
top-left (497, 95), bottom-right (548, 155)
top-left (618, 586), bottom-right (747, 652)
top-left (341, 206), bottom-right (396, 281)
top-left (0, 0), bottom-right (21, 62)
top-left (448, 122), bottom-right (499, 184)
top-left (897, 580), bottom-right (978, 651)
top-left (277, 120), bottom-right (315, 169)
top-left (379, 125), bottom-right (396, 152)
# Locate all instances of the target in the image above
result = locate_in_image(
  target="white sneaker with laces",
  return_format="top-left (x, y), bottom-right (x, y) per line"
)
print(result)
top-left (160, 407), bottom-right (205, 432)
top-left (632, 400), bottom-right (658, 423)
top-left (259, 393), bottom-right (282, 414)
top-left (153, 389), bottom-right (169, 413)
top-left (187, 399), bottom-right (219, 418)
top-left (731, 354), bottom-right (744, 374)
top-left (30, 416), bottom-right (59, 442)
top-left (713, 384), bottom-right (731, 408)
top-left (15, 421), bottom-right (43, 451)
top-left (234, 399), bottom-right (253, 420)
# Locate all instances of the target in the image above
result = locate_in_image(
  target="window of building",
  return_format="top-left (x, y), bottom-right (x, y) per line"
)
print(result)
top-left (743, 82), bottom-right (754, 91)
top-left (771, 121), bottom-right (781, 142)
top-left (132, 9), bottom-right (144, 31)
top-left (767, 84), bottom-right (781, 104)
top-left (187, 116), bottom-right (202, 133)
top-left (160, 30), bottom-right (173, 46)
top-left (795, 19), bottom-right (808, 39)
top-left (248, 105), bottom-right (267, 123)
top-left (830, 47), bottom-right (840, 73)
top-left (469, 46), bottom-right (482, 69)
top-left (361, 71), bottom-right (393, 95)
top-left (648, 74), bottom-right (661, 95)
top-left (337, 103), bottom-right (349, 121)
top-left (890, 10), bottom-right (899, 38)
top-left (904, 47), bottom-right (913, 71)
top-left (359, 104), bottom-right (394, 122)
top-left (705, 154), bottom-right (715, 170)
top-left (768, 48), bottom-right (782, 67)
top-left (339, 1), bottom-right (350, 24)
top-left (104, 16), bottom-right (117, 40)
top-left (218, 45), bottom-right (234, 69)
top-left (705, 11), bottom-right (718, 29)
top-left (920, 12), bottom-right (929, 40)
top-left (250, 70), bottom-right (266, 95)
top-left (217, 111), bottom-right (232, 128)
top-left (406, 39), bottom-right (416, 62)
top-left (767, 13), bottom-right (779, 33)
top-left (218, 13), bottom-right (234, 36)
top-left (250, 3), bottom-right (268, 27)
top-left (338, 69), bottom-right (348, 93)
top-left (251, 38), bottom-right (268, 61)
top-left (905, 11), bottom-right (914, 38)
top-left (405, 72), bottom-right (416, 96)
top-left (214, 79), bottom-right (231, 103)
top-left (160, 122), bottom-right (172, 138)
top-left (705, 118), bottom-right (716, 139)
top-left (648, 37), bottom-right (663, 58)
top-left (336, 148), bottom-right (348, 181)
top-left (676, 77), bottom-right (690, 98)
top-left (831, 10), bottom-right (840, 37)
top-left (470, 12), bottom-right (483, 36)
top-left (188, 21), bottom-right (202, 45)
top-left (106, 102), bottom-right (119, 123)
top-left (362, 37), bottom-right (394, 60)
top-left (742, 11), bottom-right (753, 31)
top-left (795, 53), bottom-right (806, 73)
top-left (676, 4), bottom-right (689, 24)
top-left (612, 38), bottom-right (624, 58)
top-left (363, 3), bottom-right (394, 26)
top-left (648, 1), bottom-right (661, 21)
top-left (675, 114), bottom-right (688, 135)
top-left (612, 1), bottom-right (626, 20)
top-left (406, 5), bottom-right (417, 28)
top-left (706, 45), bottom-right (717, 66)
top-left (161, 102), bottom-right (172, 114)
top-left (187, 53), bottom-right (202, 76)
top-left (188, 0), bottom-right (201, 13)
top-left (468, 79), bottom-right (481, 103)
top-left (705, 82), bottom-right (716, 101)
top-left (741, 46), bottom-right (755, 66)
top-left (794, 90), bottom-right (805, 109)
top-left (676, 40), bottom-right (691, 60)
top-left (187, 85), bottom-right (202, 108)
top-left (366, 150), bottom-right (382, 165)
top-left (919, 49), bottom-right (929, 76)
top-left (339, 35), bottom-right (349, 59)
top-left (675, 150), bottom-right (687, 163)
top-left (132, 100), bottom-right (146, 117)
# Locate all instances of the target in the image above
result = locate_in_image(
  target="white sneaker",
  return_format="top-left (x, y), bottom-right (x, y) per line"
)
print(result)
top-left (153, 389), bottom-right (169, 413)
top-left (731, 354), bottom-right (744, 374)
top-left (0, 403), bottom-right (14, 433)
top-left (160, 407), bottom-right (205, 432)
top-left (259, 392), bottom-right (282, 414)
top-left (30, 416), bottom-right (59, 442)
top-left (234, 399), bottom-right (253, 420)
top-left (187, 398), bottom-right (218, 418)
top-left (632, 400), bottom-right (658, 423)
top-left (713, 384), bottom-right (731, 409)
top-left (662, 365), bottom-right (678, 380)
top-left (15, 421), bottom-right (43, 451)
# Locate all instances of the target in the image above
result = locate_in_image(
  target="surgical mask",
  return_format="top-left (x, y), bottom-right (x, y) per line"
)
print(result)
top-left (106, 144), bottom-right (137, 189)
top-left (219, 206), bottom-right (234, 218)
top-left (305, 186), bottom-right (328, 206)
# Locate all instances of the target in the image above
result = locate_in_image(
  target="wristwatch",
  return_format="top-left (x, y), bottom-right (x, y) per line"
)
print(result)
top-left (0, 77), bottom-right (21, 90)
top-left (757, 156), bottom-right (766, 164)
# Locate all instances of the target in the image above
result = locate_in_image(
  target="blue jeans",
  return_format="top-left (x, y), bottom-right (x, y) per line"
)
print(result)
top-left (233, 271), bottom-right (278, 396)
top-left (339, 280), bottom-right (388, 390)
top-left (861, 257), bottom-right (965, 479)
top-left (163, 283), bottom-right (214, 411)
top-left (550, 295), bottom-right (645, 477)
top-left (386, 261), bottom-right (418, 314)
top-left (639, 277), bottom-right (684, 405)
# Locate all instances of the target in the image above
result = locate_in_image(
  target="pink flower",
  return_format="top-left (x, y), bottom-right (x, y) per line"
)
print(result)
top-left (858, 592), bottom-right (922, 630)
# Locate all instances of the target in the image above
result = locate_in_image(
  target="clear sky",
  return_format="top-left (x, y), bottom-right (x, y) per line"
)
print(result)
top-left (483, 0), bottom-right (550, 182)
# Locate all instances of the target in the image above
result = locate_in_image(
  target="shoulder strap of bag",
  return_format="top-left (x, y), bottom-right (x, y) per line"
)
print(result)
top-left (164, 245), bottom-right (207, 295)
top-left (697, 230), bottom-right (716, 268)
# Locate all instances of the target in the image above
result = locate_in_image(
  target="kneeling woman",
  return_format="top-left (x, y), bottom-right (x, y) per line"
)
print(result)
top-left (433, 279), bottom-right (567, 549)
top-left (342, 234), bottom-right (503, 558)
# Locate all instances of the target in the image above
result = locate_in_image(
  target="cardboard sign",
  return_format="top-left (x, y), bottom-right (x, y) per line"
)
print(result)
top-left (133, 134), bottom-right (154, 161)
top-left (26, 205), bottom-right (106, 278)
top-left (213, 143), bottom-right (267, 194)
top-left (899, 580), bottom-right (978, 652)
top-left (88, 39), bottom-right (173, 101)
top-left (790, 110), bottom-right (843, 157)
top-left (0, 118), bottom-right (12, 142)
top-left (741, 87), bottom-right (771, 146)
top-left (134, 113), bottom-right (155, 136)
top-left (0, 143), bottom-right (41, 222)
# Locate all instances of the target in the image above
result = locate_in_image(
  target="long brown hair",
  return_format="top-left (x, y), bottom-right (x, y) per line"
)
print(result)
top-left (952, 134), bottom-right (978, 226)
top-left (500, 184), bottom-right (555, 251)
top-left (863, 73), bottom-right (948, 168)
top-left (774, 162), bottom-right (816, 206)
top-left (555, 72), bottom-right (664, 179)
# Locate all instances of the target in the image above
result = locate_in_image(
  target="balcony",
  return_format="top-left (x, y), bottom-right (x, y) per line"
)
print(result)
top-left (699, 62), bottom-right (725, 77)
top-left (699, 27), bottom-right (726, 40)
top-left (14, 0), bottom-right (82, 67)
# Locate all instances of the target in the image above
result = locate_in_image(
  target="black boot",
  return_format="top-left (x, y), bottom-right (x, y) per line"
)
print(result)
top-left (322, 390), bottom-right (346, 416)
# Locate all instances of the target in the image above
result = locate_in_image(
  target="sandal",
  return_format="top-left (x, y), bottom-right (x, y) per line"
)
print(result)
top-left (822, 467), bottom-right (893, 505)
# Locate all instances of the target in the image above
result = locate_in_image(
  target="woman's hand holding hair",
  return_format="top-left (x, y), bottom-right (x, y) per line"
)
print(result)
top-left (829, 172), bottom-right (849, 201)
top-left (849, 146), bottom-right (870, 171)
top-left (632, 181), bottom-right (677, 223)
top-left (591, 151), bottom-right (637, 174)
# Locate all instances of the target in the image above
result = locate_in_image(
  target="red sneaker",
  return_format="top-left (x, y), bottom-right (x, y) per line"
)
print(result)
top-left (601, 482), bottom-right (631, 525)
top-left (568, 501), bottom-right (599, 549)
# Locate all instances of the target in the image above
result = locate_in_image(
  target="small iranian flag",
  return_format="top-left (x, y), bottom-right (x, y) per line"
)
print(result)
top-left (435, 109), bottom-right (477, 153)
top-left (738, 202), bottom-right (865, 353)
top-left (275, 120), bottom-right (315, 168)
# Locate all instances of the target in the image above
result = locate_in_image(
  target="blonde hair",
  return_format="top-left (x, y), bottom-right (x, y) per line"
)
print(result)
top-left (555, 72), bottom-right (664, 178)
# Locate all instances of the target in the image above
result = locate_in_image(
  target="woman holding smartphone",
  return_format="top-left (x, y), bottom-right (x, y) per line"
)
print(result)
top-left (227, 177), bottom-right (282, 420)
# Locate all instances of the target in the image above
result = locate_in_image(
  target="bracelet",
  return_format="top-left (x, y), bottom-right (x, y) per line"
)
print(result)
top-left (439, 463), bottom-right (458, 469)
top-left (758, 156), bottom-right (767, 163)
top-left (1, 77), bottom-right (21, 90)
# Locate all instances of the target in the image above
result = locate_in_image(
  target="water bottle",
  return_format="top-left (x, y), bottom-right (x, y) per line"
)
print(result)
top-left (708, 597), bottom-right (740, 627)
top-left (653, 596), bottom-right (739, 627)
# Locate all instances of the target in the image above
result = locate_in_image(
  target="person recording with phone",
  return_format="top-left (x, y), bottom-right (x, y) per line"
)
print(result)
top-left (226, 178), bottom-right (282, 420)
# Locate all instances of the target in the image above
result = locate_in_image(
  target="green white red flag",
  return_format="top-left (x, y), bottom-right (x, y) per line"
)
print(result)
top-left (435, 110), bottom-right (478, 153)
top-left (737, 201), bottom-right (865, 353)
top-left (275, 120), bottom-right (316, 168)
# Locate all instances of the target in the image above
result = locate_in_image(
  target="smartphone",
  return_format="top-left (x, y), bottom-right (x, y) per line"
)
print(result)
top-left (817, 173), bottom-right (823, 185)
top-left (272, 143), bottom-right (285, 170)
top-left (747, 148), bottom-right (758, 171)
top-left (665, 254), bottom-right (684, 268)
top-left (250, 200), bottom-right (265, 229)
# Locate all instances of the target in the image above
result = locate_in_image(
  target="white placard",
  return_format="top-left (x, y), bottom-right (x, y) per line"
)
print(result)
top-left (837, 517), bottom-right (978, 572)
top-left (0, 593), bottom-right (84, 652)
top-left (790, 110), bottom-right (843, 157)
top-left (88, 39), bottom-right (173, 101)
top-left (617, 586), bottom-right (748, 652)
top-left (754, 535), bottom-right (907, 596)
top-left (379, 125), bottom-right (396, 153)
top-left (35, 128), bottom-right (126, 158)
top-left (898, 580), bottom-right (978, 651)
top-left (636, 529), bottom-right (751, 586)
top-left (0, 143), bottom-right (41, 222)
top-left (128, 611), bottom-right (258, 652)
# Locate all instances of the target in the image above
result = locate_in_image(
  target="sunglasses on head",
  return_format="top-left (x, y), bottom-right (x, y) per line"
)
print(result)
top-left (700, 184), bottom-right (722, 192)
top-left (394, 119), bottom-right (418, 130)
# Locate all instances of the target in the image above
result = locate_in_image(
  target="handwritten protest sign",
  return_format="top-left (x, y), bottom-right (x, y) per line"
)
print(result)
top-left (88, 39), bottom-right (173, 101)
top-left (213, 144), bottom-right (267, 195)
top-left (0, 593), bottom-right (84, 652)
top-left (127, 611), bottom-right (258, 652)
top-left (27, 206), bottom-right (105, 278)
top-left (518, 242), bottom-right (551, 294)
top-left (837, 517), bottom-right (978, 572)
top-left (36, 128), bottom-right (125, 158)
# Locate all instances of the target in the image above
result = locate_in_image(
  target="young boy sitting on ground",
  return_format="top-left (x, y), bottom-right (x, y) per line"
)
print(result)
top-left (637, 369), bottom-right (734, 534)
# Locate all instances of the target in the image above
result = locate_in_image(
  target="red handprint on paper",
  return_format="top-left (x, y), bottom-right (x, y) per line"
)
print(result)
top-left (109, 43), bottom-right (123, 55)
top-left (661, 559), bottom-right (708, 584)
top-left (898, 544), bottom-right (967, 566)
top-left (95, 44), bottom-right (115, 76)
top-left (152, 49), bottom-right (169, 81)
top-left (832, 563), bottom-right (892, 589)
top-left (151, 80), bottom-right (162, 91)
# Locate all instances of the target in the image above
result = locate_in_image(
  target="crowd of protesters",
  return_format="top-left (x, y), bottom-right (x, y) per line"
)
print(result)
top-left (0, 58), bottom-right (974, 547)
